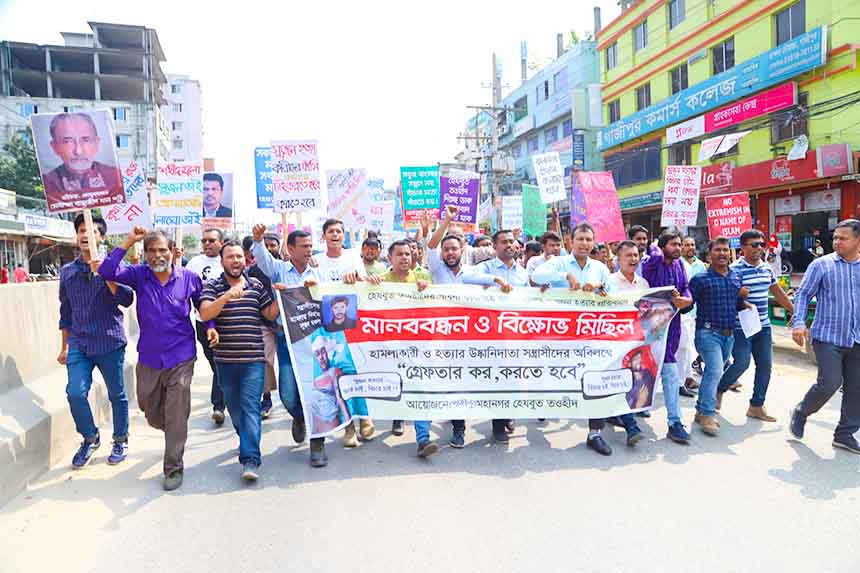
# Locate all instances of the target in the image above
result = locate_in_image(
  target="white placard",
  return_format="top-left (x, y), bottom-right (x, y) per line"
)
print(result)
top-left (661, 165), bottom-right (702, 228)
top-left (270, 140), bottom-right (322, 213)
top-left (501, 196), bottom-right (523, 229)
top-left (104, 160), bottom-right (151, 235)
top-left (739, 307), bottom-right (762, 338)
top-left (531, 152), bottom-right (566, 204)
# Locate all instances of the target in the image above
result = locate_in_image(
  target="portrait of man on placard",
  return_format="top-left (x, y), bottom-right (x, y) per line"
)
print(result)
top-left (30, 110), bottom-right (125, 213)
top-left (202, 172), bottom-right (233, 218)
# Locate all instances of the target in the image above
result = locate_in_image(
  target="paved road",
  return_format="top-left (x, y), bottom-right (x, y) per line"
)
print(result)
top-left (2, 348), bottom-right (858, 573)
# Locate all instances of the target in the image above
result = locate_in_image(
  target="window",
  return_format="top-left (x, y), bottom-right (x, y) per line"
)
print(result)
top-left (668, 142), bottom-right (692, 165)
top-left (63, 105), bottom-right (77, 113)
top-left (171, 84), bottom-right (181, 94)
top-left (536, 80), bottom-right (550, 104)
top-left (636, 83), bottom-right (651, 111)
top-left (172, 103), bottom-right (183, 113)
top-left (775, 0), bottom-right (805, 46)
top-left (605, 140), bottom-right (662, 188)
top-left (113, 107), bottom-right (128, 121)
top-left (633, 20), bottom-right (648, 52)
top-left (670, 64), bottom-right (688, 94)
top-left (606, 42), bottom-right (618, 71)
top-left (553, 68), bottom-right (568, 93)
top-left (562, 118), bottom-right (573, 138)
top-left (712, 37), bottom-right (735, 75)
top-left (513, 96), bottom-right (528, 121)
top-left (172, 121), bottom-right (183, 131)
top-left (772, 92), bottom-right (809, 144)
top-left (115, 134), bottom-right (130, 149)
top-left (17, 103), bottom-right (37, 117)
top-left (668, 0), bottom-right (685, 30)
top-left (544, 126), bottom-right (559, 145)
top-left (511, 143), bottom-right (522, 158)
top-left (172, 138), bottom-right (183, 150)
top-left (608, 99), bottom-right (621, 124)
top-left (527, 136), bottom-right (539, 153)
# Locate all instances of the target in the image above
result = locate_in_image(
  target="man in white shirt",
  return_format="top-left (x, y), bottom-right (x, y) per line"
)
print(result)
top-left (185, 227), bottom-right (227, 425)
top-left (607, 240), bottom-right (650, 293)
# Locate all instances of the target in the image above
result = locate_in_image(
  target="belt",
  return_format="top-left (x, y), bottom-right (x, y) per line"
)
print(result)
top-left (699, 322), bottom-right (733, 337)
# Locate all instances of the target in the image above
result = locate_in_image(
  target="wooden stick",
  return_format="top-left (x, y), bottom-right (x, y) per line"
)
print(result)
top-left (82, 208), bottom-right (99, 261)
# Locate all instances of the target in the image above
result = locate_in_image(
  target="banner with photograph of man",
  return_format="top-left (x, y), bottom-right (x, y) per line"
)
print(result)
top-left (202, 172), bottom-right (234, 230)
top-left (30, 109), bottom-right (126, 213)
top-left (278, 283), bottom-right (677, 439)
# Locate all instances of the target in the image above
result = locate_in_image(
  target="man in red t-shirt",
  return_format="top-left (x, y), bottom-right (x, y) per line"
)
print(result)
top-left (14, 264), bottom-right (30, 283)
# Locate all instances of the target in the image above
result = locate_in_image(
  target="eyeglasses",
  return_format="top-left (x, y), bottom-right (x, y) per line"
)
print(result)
top-left (201, 238), bottom-right (218, 244)
top-left (747, 241), bottom-right (766, 248)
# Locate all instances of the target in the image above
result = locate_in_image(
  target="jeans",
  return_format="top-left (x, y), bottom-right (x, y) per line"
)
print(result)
top-left (798, 342), bottom-right (860, 440)
top-left (590, 415), bottom-right (639, 433)
top-left (196, 321), bottom-right (224, 411)
top-left (275, 333), bottom-right (304, 420)
top-left (659, 362), bottom-right (682, 426)
top-left (694, 329), bottom-right (735, 417)
top-left (216, 361), bottom-right (265, 466)
top-left (66, 345), bottom-right (128, 441)
top-left (718, 327), bottom-right (773, 406)
top-left (414, 420), bottom-right (432, 444)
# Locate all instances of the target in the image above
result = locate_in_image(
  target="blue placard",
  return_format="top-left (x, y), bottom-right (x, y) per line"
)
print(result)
top-left (597, 26), bottom-right (827, 151)
top-left (254, 147), bottom-right (273, 209)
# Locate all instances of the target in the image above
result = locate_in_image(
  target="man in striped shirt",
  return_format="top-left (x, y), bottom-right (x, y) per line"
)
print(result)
top-left (200, 240), bottom-right (280, 481)
top-left (717, 230), bottom-right (793, 422)
top-left (790, 219), bottom-right (860, 454)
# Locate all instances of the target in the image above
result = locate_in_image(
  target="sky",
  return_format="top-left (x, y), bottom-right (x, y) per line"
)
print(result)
top-left (0, 0), bottom-right (621, 225)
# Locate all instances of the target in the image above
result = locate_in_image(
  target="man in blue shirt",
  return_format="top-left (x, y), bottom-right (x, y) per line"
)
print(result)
top-left (463, 229), bottom-right (528, 443)
top-left (790, 219), bottom-right (860, 454)
top-left (717, 230), bottom-right (794, 422)
top-left (59, 213), bottom-right (134, 469)
top-left (534, 222), bottom-right (642, 455)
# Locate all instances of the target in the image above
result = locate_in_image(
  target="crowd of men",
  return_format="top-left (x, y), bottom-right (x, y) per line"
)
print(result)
top-left (56, 207), bottom-right (860, 490)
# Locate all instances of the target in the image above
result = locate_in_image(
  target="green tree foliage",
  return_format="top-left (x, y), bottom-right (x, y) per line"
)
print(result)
top-left (0, 136), bottom-right (43, 198)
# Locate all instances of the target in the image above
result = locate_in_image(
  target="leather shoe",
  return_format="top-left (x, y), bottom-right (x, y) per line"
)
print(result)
top-left (679, 385), bottom-right (696, 398)
top-left (586, 434), bottom-right (612, 456)
top-left (342, 422), bottom-right (359, 447)
top-left (291, 417), bottom-right (306, 444)
top-left (746, 406), bottom-right (776, 422)
top-left (391, 420), bottom-right (404, 436)
top-left (694, 413), bottom-right (719, 436)
top-left (833, 435), bottom-right (860, 454)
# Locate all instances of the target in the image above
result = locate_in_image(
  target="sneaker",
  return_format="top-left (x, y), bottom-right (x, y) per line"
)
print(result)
top-left (241, 462), bottom-right (260, 481)
top-left (309, 439), bottom-right (327, 468)
top-left (260, 403), bottom-right (272, 420)
top-left (212, 409), bottom-right (225, 425)
top-left (586, 434), bottom-right (612, 456)
top-left (106, 440), bottom-right (128, 465)
top-left (626, 428), bottom-right (644, 447)
top-left (359, 418), bottom-right (375, 441)
top-left (449, 431), bottom-right (465, 449)
top-left (72, 436), bottom-right (101, 469)
top-left (343, 422), bottom-right (359, 447)
top-left (391, 420), bottom-right (404, 436)
top-left (832, 436), bottom-right (860, 454)
top-left (417, 441), bottom-right (439, 458)
top-left (789, 406), bottom-right (806, 440)
top-left (667, 422), bottom-right (690, 445)
top-left (163, 470), bottom-right (183, 491)
top-left (291, 417), bottom-right (307, 444)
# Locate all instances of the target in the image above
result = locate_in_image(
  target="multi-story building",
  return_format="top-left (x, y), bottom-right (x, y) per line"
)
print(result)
top-left (596, 0), bottom-right (860, 263)
top-left (495, 33), bottom-right (604, 230)
top-left (162, 74), bottom-right (203, 162)
top-left (0, 21), bottom-right (170, 177)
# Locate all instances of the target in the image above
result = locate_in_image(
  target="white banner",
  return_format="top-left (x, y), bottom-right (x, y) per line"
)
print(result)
top-left (532, 152), bottom-right (566, 204)
top-left (666, 115), bottom-right (705, 145)
top-left (502, 195), bottom-right (523, 229)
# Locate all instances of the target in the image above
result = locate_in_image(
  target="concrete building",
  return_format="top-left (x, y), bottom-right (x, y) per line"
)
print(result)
top-left (162, 74), bottom-right (203, 162)
top-left (0, 21), bottom-right (171, 177)
top-left (596, 0), bottom-right (860, 264)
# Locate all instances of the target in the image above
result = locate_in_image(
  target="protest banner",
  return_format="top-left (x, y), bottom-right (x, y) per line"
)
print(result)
top-left (569, 174), bottom-right (587, 228)
top-left (439, 169), bottom-right (479, 230)
top-left (661, 165), bottom-right (701, 228)
top-left (30, 109), bottom-right (126, 214)
top-left (531, 152), bottom-right (566, 204)
top-left (477, 197), bottom-right (491, 225)
top-left (400, 166), bottom-right (440, 227)
top-left (277, 283), bottom-right (676, 437)
top-left (366, 177), bottom-right (394, 235)
top-left (270, 140), bottom-right (321, 213)
top-left (521, 184), bottom-right (546, 238)
top-left (254, 147), bottom-right (273, 209)
top-left (327, 168), bottom-right (370, 227)
top-left (154, 161), bottom-right (203, 229)
top-left (104, 160), bottom-right (151, 235)
top-left (501, 196), bottom-right (523, 229)
top-left (575, 172), bottom-right (625, 242)
top-left (705, 192), bottom-right (752, 239)
top-left (202, 172), bottom-right (234, 231)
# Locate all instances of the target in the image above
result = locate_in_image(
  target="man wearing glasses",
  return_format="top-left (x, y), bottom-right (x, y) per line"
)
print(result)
top-left (716, 230), bottom-right (793, 422)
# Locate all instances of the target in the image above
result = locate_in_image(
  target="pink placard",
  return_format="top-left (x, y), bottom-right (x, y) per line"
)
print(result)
top-left (578, 172), bottom-right (625, 243)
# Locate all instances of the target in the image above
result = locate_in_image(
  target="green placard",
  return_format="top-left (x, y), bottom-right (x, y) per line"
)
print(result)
top-left (522, 184), bottom-right (547, 238)
top-left (399, 166), bottom-right (440, 212)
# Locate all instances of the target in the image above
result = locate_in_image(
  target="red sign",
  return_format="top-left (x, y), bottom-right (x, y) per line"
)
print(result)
top-left (706, 192), bottom-right (752, 239)
top-left (816, 143), bottom-right (853, 177)
top-left (732, 150), bottom-right (819, 192)
top-left (775, 215), bottom-right (792, 234)
top-left (701, 161), bottom-right (734, 196)
top-left (706, 82), bottom-right (797, 132)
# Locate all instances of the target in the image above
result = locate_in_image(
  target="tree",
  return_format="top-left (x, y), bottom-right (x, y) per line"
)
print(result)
top-left (0, 136), bottom-right (43, 198)
top-left (182, 233), bottom-right (199, 253)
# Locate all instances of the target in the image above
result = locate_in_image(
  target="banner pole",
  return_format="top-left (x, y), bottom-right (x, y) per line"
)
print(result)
top-left (82, 208), bottom-right (99, 261)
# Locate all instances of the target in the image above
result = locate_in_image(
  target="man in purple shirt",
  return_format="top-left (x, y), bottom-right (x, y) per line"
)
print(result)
top-left (59, 213), bottom-right (134, 470)
top-left (641, 229), bottom-right (693, 444)
top-left (99, 225), bottom-right (218, 491)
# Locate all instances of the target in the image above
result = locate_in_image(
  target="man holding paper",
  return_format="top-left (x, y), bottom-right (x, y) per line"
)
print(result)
top-left (716, 230), bottom-right (793, 422)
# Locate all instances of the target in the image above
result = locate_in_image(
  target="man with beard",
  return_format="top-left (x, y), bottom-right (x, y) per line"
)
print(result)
top-left (200, 240), bottom-right (279, 482)
top-left (263, 233), bottom-right (282, 261)
top-left (185, 228), bottom-right (227, 425)
top-left (463, 228), bottom-right (529, 444)
top-left (640, 229), bottom-right (694, 445)
top-left (99, 226), bottom-right (218, 491)
top-left (326, 296), bottom-right (357, 331)
top-left (717, 230), bottom-right (793, 423)
top-left (361, 237), bottom-right (387, 276)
